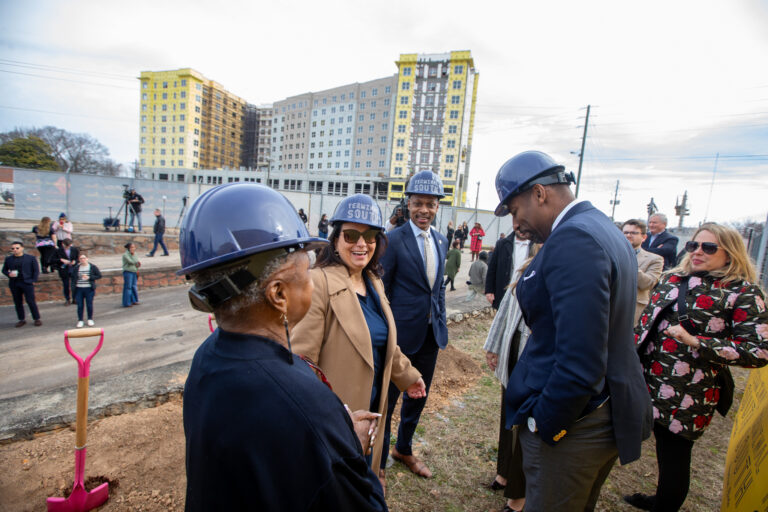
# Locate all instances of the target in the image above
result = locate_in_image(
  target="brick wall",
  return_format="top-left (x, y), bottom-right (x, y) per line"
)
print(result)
top-left (0, 230), bottom-right (179, 256)
top-left (0, 267), bottom-right (186, 306)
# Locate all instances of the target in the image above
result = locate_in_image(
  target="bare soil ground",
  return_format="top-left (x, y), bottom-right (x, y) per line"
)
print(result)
top-left (0, 316), bottom-right (736, 511)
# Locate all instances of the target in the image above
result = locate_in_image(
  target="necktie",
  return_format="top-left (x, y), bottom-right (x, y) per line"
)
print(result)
top-left (421, 231), bottom-right (436, 287)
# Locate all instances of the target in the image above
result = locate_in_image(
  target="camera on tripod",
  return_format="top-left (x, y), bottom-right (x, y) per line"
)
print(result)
top-left (122, 184), bottom-right (131, 200)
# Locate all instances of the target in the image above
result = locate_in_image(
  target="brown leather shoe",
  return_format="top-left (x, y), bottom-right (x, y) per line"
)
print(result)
top-left (34, 319), bottom-right (43, 326)
top-left (15, 320), bottom-right (26, 328)
top-left (391, 447), bottom-right (432, 478)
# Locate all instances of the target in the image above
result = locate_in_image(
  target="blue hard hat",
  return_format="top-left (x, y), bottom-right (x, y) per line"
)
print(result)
top-left (178, 183), bottom-right (327, 275)
top-left (405, 170), bottom-right (446, 198)
top-left (330, 194), bottom-right (384, 229)
top-left (494, 151), bottom-right (574, 216)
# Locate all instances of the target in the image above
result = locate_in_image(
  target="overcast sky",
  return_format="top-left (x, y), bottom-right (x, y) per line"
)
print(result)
top-left (1, 0), bottom-right (766, 225)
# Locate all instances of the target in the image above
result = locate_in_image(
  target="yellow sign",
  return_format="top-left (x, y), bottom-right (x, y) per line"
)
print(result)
top-left (721, 366), bottom-right (768, 511)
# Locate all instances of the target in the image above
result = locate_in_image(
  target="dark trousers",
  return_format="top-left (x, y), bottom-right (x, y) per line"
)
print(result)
top-left (149, 232), bottom-right (168, 256)
top-left (61, 273), bottom-right (72, 302)
top-left (652, 422), bottom-right (695, 512)
top-left (381, 329), bottom-right (439, 469)
top-left (519, 403), bottom-right (618, 511)
top-left (9, 281), bottom-right (40, 321)
top-left (498, 329), bottom-right (525, 500)
top-left (444, 276), bottom-right (456, 290)
top-left (74, 287), bottom-right (95, 321)
top-left (38, 246), bottom-right (56, 272)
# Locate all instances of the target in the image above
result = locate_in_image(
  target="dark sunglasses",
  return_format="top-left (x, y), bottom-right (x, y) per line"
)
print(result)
top-left (342, 228), bottom-right (379, 244)
top-left (685, 241), bottom-right (719, 255)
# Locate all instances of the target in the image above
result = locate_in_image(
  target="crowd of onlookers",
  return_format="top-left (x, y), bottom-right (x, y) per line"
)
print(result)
top-left (2, 201), bottom-right (170, 328)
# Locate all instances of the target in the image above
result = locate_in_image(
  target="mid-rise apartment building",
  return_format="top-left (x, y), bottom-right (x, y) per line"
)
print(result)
top-left (138, 69), bottom-right (247, 170)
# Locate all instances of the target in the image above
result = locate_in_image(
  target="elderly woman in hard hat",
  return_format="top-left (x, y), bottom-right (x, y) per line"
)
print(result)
top-left (293, 194), bottom-right (426, 492)
top-left (181, 184), bottom-right (387, 511)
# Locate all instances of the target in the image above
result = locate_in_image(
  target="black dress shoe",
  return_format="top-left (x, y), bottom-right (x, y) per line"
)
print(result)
top-left (488, 479), bottom-right (506, 491)
top-left (15, 320), bottom-right (26, 328)
top-left (623, 493), bottom-right (655, 511)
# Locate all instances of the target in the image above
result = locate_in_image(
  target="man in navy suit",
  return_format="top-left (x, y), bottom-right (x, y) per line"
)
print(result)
top-left (641, 213), bottom-right (678, 269)
top-left (494, 151), bottom-right (652, 511)
top-left (380, 170), bottom-right (449, 483)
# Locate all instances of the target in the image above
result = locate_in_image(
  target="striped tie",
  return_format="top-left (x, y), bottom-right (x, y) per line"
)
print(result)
top-left (421, 231), bottom-right (436, 287)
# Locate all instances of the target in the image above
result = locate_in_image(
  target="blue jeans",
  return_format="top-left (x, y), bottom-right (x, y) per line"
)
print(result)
top-left (128, 209), bottom-right (142, 232)
top-left (122, 271), bottom-right (139, 307)
top-left (74, 287), bottom-right (95, 321)
top-left (318, 231), bottom-right (328, 239)
top-left (149, 232), bottom-right (168, 256)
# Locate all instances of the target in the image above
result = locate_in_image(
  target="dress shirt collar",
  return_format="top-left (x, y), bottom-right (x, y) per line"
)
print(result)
top-left (551, 198), bottom-right (583, 232)
top-left (409, 219), bottom-right (431, 237)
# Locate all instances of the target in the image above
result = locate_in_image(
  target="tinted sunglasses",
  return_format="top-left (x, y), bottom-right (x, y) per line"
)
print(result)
top-left (685, 241), bottom-right (719, 255)
top-left (342, 228), bottom-right (379, 244)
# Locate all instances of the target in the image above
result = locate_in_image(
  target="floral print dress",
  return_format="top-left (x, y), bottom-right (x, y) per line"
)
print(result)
top-left (635, 273), bottom-right (768, 441)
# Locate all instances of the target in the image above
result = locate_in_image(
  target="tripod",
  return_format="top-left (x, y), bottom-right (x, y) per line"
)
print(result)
top-left (174, 196), bottom-right (188, 230)
top-left (114, 200), bottom-right (138, 232)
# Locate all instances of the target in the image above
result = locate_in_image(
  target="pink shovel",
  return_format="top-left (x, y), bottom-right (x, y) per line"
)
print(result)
top-left (47, 328), bottom-right (109, 512)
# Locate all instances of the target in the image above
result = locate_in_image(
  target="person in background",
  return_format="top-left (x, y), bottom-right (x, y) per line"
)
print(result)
top-left (292, 194), bottom-right (426, 491)
top-left (32, 216), bottom-right (57, 273)
top-left (71, 252), bottom-right (102, 328)
top-left (317, 213), bottom-right (329, 239)
top-left (2, 241), bottom-right (42, 327)
top-left (180, 183), bottom-right (386, 511)
top-left (455, 221), bottom-right (468, 250)
top-left (621, 219), bottom-right (663, 324)
top-left (122, 242), bottom-right (141, 307)
top-left (127, 187), bottom-right (145, 233)
top-left (444, 239), bottom-right (461, 292)
top-left (642, 213), bottom-right (679, 270)
top-left (469, 222), bottom-right (485, 262)
top-left (483, 242), bottom-right (539, 512)
top-left (53, 213), bottom-right (73, 248)
top-left (485, 232), bottom-right (529, 310)
top-left (625, 223), bottom-right (768, 512)
top-left (464, 250), bottom-right (488, 301)
top-left (146, 209), bottom-right (169, 257)
top-left (386, 205), bottom-right (407, 232)
top-left (445, 221), bottom-right (455, 248)
top-left (298, 208), bottom-right (308, 225)
top-left (55, 239), bottom-right (80, 305)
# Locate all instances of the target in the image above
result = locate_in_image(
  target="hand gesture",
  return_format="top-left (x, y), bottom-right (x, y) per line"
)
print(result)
top-left (406, 378), bottom-right (427, 399)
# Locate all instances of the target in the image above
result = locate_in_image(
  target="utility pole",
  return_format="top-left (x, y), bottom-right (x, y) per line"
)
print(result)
top-left (703, 152), bottom-right (719, 222)
top-left (674, 190), bottom-right (690, 229)
top-left (133, 159), bottom-right (140, 180)
top-left (609, 179), bottom-right (620, 221)
top-left (575, 104), bottom-right (591, 198)
top-left (474, 181), bottom-right (480, 221)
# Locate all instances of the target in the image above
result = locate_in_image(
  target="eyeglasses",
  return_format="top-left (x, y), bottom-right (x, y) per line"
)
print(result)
top-left (622, 231), bottom-right (642, 236)
top-left (342, 229), bottom-right (378, 244)
top-left (685, 241), bottom-right (719, 255)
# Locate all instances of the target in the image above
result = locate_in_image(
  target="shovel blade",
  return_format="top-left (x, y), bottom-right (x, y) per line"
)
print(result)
top-left (47, 482), bottom-right (109, 512)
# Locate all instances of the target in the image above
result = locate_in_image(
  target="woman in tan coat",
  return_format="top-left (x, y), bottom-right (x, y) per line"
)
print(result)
top-left (292, 194), bottom-right (426, 491)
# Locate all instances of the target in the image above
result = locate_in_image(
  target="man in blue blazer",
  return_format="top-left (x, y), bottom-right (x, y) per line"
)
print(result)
top-left (380, 171), bottom-right (449, 483)
top-left (641, 213), bottom-right (679, 269)
top-left (494, 151), bottom-right (652, 511)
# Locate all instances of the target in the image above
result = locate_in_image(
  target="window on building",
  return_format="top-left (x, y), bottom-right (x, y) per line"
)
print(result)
top-left (447, 140), bottom-right (456, 148)
top-left (449, 110), bottom-right (459, 119)
top-left (403, 67), bottom-right (412, 76)
top-left (454, 65), bottom-right (464, 74)
top-left (448, 125), bottom-right (458, 134)
top-left (453, 80), bottom-right (462, 89)
top-left (446, 155), bottom-right (455, 163)
top-left (398, 110), bottom-right (407, 119)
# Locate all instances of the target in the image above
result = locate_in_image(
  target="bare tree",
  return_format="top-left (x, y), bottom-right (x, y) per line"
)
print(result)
top-left (0, 126), bottom-right (121, 175)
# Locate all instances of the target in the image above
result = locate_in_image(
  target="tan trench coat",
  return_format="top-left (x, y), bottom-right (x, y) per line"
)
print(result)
top-left (292, 264), bottom-right (422, 471)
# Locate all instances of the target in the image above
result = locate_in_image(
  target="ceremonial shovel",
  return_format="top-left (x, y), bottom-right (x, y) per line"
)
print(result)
top-left (47, 328), bottom-right (109, 512)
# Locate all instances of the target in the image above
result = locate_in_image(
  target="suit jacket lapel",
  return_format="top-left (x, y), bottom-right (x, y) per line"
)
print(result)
top-left (430, 229), bottom-right (444, 293)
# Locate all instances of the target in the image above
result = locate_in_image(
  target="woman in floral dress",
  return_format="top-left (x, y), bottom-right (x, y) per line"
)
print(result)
top-left (624, 223), bottom-right (768, 511)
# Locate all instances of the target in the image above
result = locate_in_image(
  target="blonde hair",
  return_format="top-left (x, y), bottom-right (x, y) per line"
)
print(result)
top-left (37, 216), bottom-right (51, 234)
top-left (509, 243), bottom-right (542, 291)
top-left (669, 223), bottom-right (757, 285)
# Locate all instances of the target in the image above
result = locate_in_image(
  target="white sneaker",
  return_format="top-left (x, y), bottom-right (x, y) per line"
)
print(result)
top-left (76, 321), bottom-right (84, 328)
top-left (87, 319), bottom-right (95, 327)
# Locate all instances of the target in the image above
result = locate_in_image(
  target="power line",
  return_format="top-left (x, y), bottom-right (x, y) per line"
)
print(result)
top-left (0, 104), bottom-right (135, 124)
top-left (0, 69), bottom-right (136, 90)
top-left (0, 58), bottom-right (136, 81)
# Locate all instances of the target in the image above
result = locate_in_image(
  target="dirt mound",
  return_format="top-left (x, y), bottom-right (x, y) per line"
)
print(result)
top-left (0, 320), bottom-right (486, 511)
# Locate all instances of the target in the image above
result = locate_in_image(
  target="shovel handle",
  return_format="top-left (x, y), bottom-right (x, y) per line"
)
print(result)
top-left (64, 328), bottom-right (104, 379)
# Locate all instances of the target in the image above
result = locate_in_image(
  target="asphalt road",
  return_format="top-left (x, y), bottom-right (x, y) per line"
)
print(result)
top-left (0, 284), bottom-right (210, 400)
